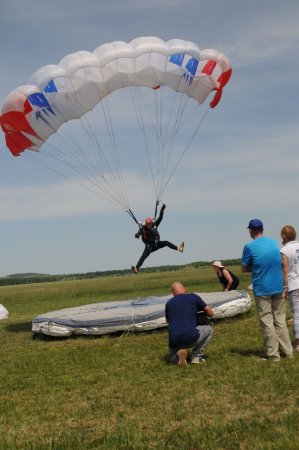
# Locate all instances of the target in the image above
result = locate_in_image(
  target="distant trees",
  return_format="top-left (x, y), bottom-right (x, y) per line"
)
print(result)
top-left (0, 259), bottom-right (241, 286)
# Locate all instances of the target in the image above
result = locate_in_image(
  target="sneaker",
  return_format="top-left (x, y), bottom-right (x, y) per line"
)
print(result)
top-left (191, 357), bottom-right (206, 364)
top-left (260, 356), bottom-right (280, 362)
top-left (295, 346), bottom-right (299, 352)
top-left (285, 353), bottom-right (294, 359)
top-left (131, 266), bottom-right (138, 274)
top-left (177, 349), bottom-right (187, 367)
top-left (178, 242), bottom-right (184, 253)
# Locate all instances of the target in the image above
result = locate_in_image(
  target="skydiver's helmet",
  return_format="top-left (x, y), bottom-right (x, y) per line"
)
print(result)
top-left (144, 217), bottom-right (154, 227)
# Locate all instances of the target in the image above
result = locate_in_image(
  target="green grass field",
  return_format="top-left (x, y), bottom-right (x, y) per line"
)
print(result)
top-left (0, 267), bottom-right (298, 450)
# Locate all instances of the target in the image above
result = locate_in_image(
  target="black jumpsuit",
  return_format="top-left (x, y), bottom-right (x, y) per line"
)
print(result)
top-left (135, 208), bottom-right (178, 270)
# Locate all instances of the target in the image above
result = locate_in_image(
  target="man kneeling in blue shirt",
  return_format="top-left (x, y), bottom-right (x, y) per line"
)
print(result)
top-left (165, 282), bottom-right (214, 367)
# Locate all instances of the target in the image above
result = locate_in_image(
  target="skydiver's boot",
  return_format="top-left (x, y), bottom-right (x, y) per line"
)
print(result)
top-left (178, 242), bottom-right (184, 252)
top-left (131, 266), bottom-right (138, 274)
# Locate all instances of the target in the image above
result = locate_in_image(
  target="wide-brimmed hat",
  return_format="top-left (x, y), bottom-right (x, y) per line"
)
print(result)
top-left (212, 261), bottom-right (224, 268)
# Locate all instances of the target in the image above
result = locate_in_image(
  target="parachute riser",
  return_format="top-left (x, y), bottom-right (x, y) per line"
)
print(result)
top-left (126, 209), bottom-right (140, 226)
top-left (126, 199), bottom-right (160, 226)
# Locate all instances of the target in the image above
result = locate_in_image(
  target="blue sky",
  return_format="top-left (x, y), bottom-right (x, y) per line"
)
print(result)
top-left (0, 0), bottom-right (298, 276)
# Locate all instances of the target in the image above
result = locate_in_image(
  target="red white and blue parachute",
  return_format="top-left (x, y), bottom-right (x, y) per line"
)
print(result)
top-left (0, 37), bottom-right (232, 212)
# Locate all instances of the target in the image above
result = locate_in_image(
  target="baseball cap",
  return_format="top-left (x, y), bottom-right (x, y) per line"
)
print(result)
top-left (247, 219), bottom-right (263, 229)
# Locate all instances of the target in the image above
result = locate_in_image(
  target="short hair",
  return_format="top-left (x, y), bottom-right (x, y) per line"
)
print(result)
top-left (281, 225), bottom-right (296, 242)
top-left (249, 226), bottom-right (263, 237)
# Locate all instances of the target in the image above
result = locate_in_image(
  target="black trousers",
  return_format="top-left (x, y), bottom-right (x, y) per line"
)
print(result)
top-left (136, 241), bottom-right (178, 270)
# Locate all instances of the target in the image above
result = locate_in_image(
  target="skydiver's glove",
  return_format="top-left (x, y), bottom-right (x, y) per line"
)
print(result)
top-left (135, 233), bottom-right (140, 239)
top-left (161, 204), bottom-right (166, 211)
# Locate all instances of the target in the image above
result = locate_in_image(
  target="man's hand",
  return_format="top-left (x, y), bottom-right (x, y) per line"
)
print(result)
top-left (135, 233), bottom-right (140, 239)
top-left (161, 204), bottom-right (166, 211)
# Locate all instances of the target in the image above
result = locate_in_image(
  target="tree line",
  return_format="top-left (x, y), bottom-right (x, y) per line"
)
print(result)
top-left (0, 259), bottom-right (241, 286)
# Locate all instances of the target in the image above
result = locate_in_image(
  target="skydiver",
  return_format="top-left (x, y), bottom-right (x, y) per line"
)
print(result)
top-left (131, 204), bottom-right (184, 273)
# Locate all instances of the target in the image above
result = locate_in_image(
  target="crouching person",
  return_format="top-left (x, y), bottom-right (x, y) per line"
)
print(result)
top-left (165, 282), bottom-right (214, 366)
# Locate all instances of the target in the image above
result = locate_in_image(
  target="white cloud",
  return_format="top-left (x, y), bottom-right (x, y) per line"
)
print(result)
top-left (225, 9), bottom-right (299, 66)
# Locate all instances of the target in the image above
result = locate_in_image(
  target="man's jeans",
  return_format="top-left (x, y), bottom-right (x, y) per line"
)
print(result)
top-left (168, 325), bottom-right (213, 363)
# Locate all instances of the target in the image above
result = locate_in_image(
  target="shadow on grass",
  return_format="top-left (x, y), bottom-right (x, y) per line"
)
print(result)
top-left (211, 311), bottom-right (254, 327)
top-left (229, 347), bottom-right (262, 357)
top-left (30, 325), bottom-right (167, 341)
top-left (6, 321), bottom-right (32, 333)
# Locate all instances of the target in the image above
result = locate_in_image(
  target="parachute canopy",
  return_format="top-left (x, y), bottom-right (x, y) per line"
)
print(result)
top-left (0, 37), bottom-right (232, 211)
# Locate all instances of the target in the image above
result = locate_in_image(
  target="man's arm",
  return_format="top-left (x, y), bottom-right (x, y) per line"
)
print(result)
top-left (155, 204), bottom-right (166, 227)
top-left (241, 244), bottom-right (252, 273)
top-left (197, 304), bottom-right (214, 325)
top-left (203, 305), bottom-right (214, 317)
top-left (222, 269), bottom-right (233, 290)
top-left (165, 303), bottom-right (169, 323)
top-left (281, 253), bottom-right (289, 293)
top-left (135, 223), bottom-right (144, 238)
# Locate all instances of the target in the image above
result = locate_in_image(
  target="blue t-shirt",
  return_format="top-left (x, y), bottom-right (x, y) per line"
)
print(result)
top-left (241, 236), bottom-right (283, 296)
top-left (165, 293), bottom-right (207, 348)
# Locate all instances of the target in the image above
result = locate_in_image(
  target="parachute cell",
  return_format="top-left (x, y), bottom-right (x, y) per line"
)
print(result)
top-left (1, 37), bottom-right (231, 156)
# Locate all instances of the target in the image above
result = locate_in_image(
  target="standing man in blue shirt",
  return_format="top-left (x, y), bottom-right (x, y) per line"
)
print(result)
top-left (241, 219), bottom-right (293, 361)
top-left (165, 282), bottom-right (214, 366)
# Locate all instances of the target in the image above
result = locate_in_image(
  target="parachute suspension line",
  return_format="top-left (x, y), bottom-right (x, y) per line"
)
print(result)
top-left (129, 87), bottom-right (159, 201)
top-left (22, 98), bottom-right (130, 210)
top-left (59, 78), bottom-right (130, 211)
top-left (131, 59), bottom-right (155, 200)
top-left (129, 86), bottom-right (175, 204)
top-left (78, 96), bottom-right (128, 204)
top-left (73, 94), bottom-right (130, 210)
top-left (131, 85), bottom-right (180, 203)
top-left (99, 96), bottom-right (130, 209)
top-left (161, 106), bottom-right (210, 196)
top-left (154, 86), bottom-right (165, 204)
top-left (153, 86), bottom-right (190, 200)
top-left (34, 104), bottom-right (98, 176)
top-left (22, 151), bottom-right (126, 210)
top-left (31, 120), bottom-right (128, 210)
top-left (34, 120), bottom-right (126, 210)
top-left (159, 87), bottom-right (182, 149)
top-left (53, 127), bottom-right (105, 184)
top-left (153, 91), bottom-right (200, 197)
top-left (58, 96), bottom-right (107, 177)
top-left (64, 79), bottom-right (117, 181)
top-left (85, 107), bottom-right (130, 211)
top-left (153, 54), bottom-right (169, 200)
top-left (45, 103), bottom-right (118, 200)
top-left (154, 87), bottom-right (169, 200)
top-left (129, 83), bottom-right (195, 205)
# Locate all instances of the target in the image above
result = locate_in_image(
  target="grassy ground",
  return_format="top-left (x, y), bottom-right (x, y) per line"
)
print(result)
top-left (0, 267), bottom-right (298, 450)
